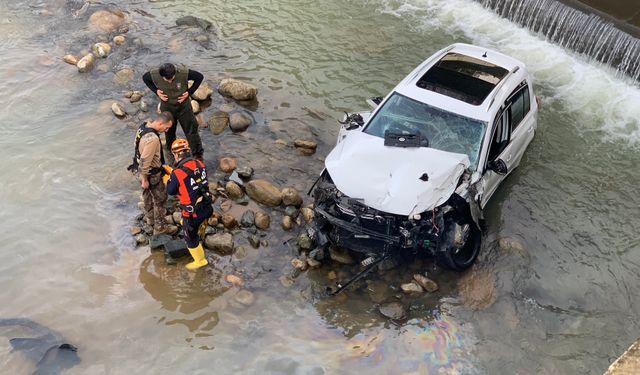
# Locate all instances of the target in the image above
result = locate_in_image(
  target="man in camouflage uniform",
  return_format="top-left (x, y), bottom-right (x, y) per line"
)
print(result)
top-left (134, 112), bottom-right (178, 234)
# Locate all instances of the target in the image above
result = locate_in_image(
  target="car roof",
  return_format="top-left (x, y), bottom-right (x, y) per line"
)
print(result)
top-left (394, 43), bottom-right (528, 122)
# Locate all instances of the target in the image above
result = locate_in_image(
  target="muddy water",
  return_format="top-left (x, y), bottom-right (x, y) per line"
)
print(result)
top-left (0, 0), bottom-right (639, 374)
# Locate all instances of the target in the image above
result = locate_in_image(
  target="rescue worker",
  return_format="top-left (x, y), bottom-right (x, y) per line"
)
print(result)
top-left (165, 139), bottom-right (213, 270)
top-left (129, 112), bottom-right (178, 235)
top-left (142, 63), bottom-right (205, 161)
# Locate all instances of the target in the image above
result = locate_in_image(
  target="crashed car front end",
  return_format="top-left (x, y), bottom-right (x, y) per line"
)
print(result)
top-left (312, 170), bottom-right (477, 258)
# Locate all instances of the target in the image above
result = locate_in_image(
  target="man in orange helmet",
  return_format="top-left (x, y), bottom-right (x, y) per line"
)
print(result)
top-left (165, 139), bottom-right (213, 270)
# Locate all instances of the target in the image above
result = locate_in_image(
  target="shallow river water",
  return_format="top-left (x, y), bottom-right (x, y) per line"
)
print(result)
top-left (1, 0), bottom-right (639, 374)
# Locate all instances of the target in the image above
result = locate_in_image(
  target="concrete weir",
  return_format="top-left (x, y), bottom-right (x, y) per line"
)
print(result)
top-left (604, 339), bottom-right (640, 374)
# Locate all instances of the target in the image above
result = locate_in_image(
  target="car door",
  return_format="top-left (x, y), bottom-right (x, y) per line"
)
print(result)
top-left (479, 82), bottom-right (534, 208)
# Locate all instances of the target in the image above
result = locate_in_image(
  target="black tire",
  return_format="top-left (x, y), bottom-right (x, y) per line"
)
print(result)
top-left (436, 223), bottom-right (481, 271)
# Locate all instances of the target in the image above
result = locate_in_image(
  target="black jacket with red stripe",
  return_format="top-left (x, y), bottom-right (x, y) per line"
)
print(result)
top-left (166, 157), bottom-right (210, 217)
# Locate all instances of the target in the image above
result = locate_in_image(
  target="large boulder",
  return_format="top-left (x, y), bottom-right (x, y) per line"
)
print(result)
top-left (192, 82), bottom-right (213, 101)
top-left (208, 111), bottom-right (229, 135)
top-left (245, 180), bottom-right (282, 207)
top-left (218, 78), bottom-right (257, 101)
top-left (76, 54), bottom-right (95, 73)
top-left (204, 233), bottom-right (234, 254)
top-left (111, 102), bottom-right (126, 117)
top-left (191, 100), bottom-right (200, 114)
top-left (225, 181), bottom-right (243, 200)
top-left (63, 54), bottom-right (79, 65)
top-left (229, 112), bottom-right (251, 133)
top-left (88, 10), bottom-right (126, 33)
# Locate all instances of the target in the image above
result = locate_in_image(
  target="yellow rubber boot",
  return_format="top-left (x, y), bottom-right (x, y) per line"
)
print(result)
top-left (186, 243), bottom-right (208, 270)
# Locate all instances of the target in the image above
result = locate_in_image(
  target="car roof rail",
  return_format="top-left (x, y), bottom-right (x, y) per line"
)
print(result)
top-left (408, 45), bottom-right (457, 82)
top-left (486, 65), bottom-right (521, 112)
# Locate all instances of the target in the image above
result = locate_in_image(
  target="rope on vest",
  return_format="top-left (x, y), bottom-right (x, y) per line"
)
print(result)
top-left (175, 158), bottom-right (212, 217)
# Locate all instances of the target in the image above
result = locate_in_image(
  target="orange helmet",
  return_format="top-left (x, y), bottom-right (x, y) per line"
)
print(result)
top-left (171, 138), bottom-right (190, 153)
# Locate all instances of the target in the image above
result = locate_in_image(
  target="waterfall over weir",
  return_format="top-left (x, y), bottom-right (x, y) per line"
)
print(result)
top-left (475, 0), bottom-right (640, 82)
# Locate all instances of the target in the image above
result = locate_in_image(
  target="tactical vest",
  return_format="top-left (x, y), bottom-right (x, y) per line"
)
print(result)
top-left (127, 123), bottom-right (165, 174)
top-left (174, 157), bottom-right (212, 213)
top-left (150, 66), bottom-right (189, 106)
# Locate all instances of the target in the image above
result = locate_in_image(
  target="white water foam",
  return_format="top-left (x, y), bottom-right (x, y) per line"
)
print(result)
top-left (377, 0), bottom-right (640, 145)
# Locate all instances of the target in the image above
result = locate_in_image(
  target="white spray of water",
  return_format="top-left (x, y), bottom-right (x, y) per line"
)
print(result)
top-left (377, 0), bottom-right (640, 144)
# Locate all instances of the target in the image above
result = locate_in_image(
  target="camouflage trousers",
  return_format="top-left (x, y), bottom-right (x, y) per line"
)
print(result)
top-left (142, 174), bottom-right (167, 228)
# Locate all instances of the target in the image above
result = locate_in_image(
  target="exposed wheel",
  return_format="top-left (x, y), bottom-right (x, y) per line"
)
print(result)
top-left (436, 223), bottom-right (481, 271)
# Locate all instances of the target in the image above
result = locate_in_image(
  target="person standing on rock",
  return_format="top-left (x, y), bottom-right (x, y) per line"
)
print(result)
top-left (166, 138), bottom-right (213, 270)
top-left (142, 63), bottom-right (205, 161)
top-left (131, 111), bottom-right (178, 235)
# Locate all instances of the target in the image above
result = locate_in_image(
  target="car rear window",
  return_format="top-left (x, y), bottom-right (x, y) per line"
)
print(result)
top-left (416, 53), bottom-right (509, 105)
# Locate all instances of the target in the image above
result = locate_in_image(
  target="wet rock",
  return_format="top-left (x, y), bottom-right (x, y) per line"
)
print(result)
top-left (229, 112), bottom-right (251, 133)
top-left (291, 258), bottom-right (308, 271)
top-left (172, 212), bottom-right (182, 225)
top-left (63, 54), bottom-right (79, 65)
top-left (413, 274), bottom-right (439, 293)
top-left (260, 240), bottom-right (269, 247)
top-left (194, 34), bottom-right (209, 44)
top-left (192, 82), bottom-right (213, 101)
top-left (225, 274), bottom-right (244, 286)
top-left (236, 166), bottom-right (253, 179)
top-left (129, 93), bottom-right (143, 103)
top-left (327, 271), bottom-right (337, 280)
top-left (234, 290), bottom-right (255, 306)
top-left (88, 9), bottom-right (126, 33)
top-left (220, 199), bottom-right (233, 212)
top-left (208, 111), bottom-right (229, 135)
top-left (329, 247), bottom-right (354, 264)
top-left (254, 211), bottom-right (270, 230)
top-left (118, 25), bottom-right (129, 34)
top-left (284, 206), bottom-right (298, 218)
top-left (191, 100), bottom-right (201, 114)
top-left (245, 180), bottom-right (282, 207)
top-left (176, 15), bottom-right (212, 30)
top-left (279, 275), bottom-right (294, 287)
top-left (113, 35), bottom-right (125, 45)
top-left (208, 217), bottom-right (219, 227)
top-left (498, 236), bottom-right (526, 255)
top-left (92, 42), bottom-right (111, 58)
top-left (225, 181), bottom-right (243, 200)
top-left (96, 63), bottom-right (109, 73)
top-left (309, 247), bottom-right (326, 261)
top-left (240, 210), bottom-right (255, 227)
top-left (218, 157), bottom-right (237, 173)
top-left (131, 225), bottom-right (142, 235)
top-left (76, 54), bottom-right (95, 73)
top-left (296, 234), bottom-right (313, 251)
top-left (300, 207), bottom-right (314, 223)
top-left (379, 302), bottom-right (406, 320)
top-left (111, 102), bottom-right (126, 117)
top-left (218, 78), bottom-right (258, 101)
top-left (281, 216), bottom-right (294, 231)
top-left (124, 90), bottom-right (133, 98)
top-left (113, 68), bottom-right (134, 85)
top-left (605, 339), bottom-right (640, 375)
top-left (294, 139), bottom-right (317, 153)
top-left (135, 233), bottom-right (148, 245)
top-left (457, 269), bottom-right (496, 309)
top-left (366, 280), bottom-right (392, 303)
top-left (221, 213), bottom-right (237, 229)
top-left (281, 187), bottom-right (302, 207)
top-left (205, 232), bottom-right (234, 254)
top-left (143, 224), bottom-right (153, 235)
top-left (274, 139), bottom-right (288, 147)
top-left (401, 281), bottom-right (424, 294)
top-left (248, 234), bottom-right (260, 249)
top-left (219, 103), bottom-right (235, 112)
top-left (139, 100), bottom-right (149, 112)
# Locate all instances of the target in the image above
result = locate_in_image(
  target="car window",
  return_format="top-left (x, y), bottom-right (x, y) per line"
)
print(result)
top-left (363, 92), bottom-right (487, 169)
top-left (508, 84), bottom-right (530, 131)
top-left (488, 110), bottom-right (510, 161)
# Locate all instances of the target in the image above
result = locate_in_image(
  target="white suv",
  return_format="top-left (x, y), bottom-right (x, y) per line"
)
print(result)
top-left (311, 43), bottom-right (538, 271)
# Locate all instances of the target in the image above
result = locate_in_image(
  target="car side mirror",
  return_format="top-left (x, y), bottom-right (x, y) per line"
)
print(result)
top-left (487, 159), bottom-right (507, 175)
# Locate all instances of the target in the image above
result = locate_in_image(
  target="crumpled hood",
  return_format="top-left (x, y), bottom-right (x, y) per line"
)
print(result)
top-left (325, 131), bottom-right (470, 216)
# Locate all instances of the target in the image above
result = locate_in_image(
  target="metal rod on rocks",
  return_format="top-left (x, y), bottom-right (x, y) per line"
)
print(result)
top-left (329, 252), bottom-right (392, 296)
